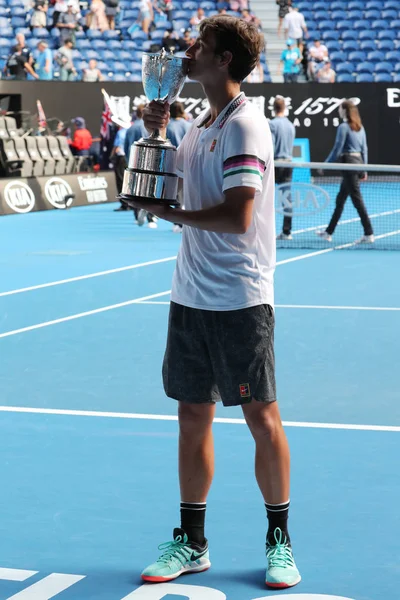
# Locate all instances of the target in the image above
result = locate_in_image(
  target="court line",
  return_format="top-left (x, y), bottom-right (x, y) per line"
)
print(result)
top-left (0, 290), bottom-right (171, 339)
top-left (0, 256), bottom-right (177, 298)
top-left (0, 405), bottom-right (398, 432)
top-left (136, 301), bottom-right (400, 311)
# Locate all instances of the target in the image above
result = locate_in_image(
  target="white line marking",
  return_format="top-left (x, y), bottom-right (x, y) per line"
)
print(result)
top-left (0, 291), bottom-right (171, 339)
top-left (137, 301), bottom-right (400, 311)
top-left (0, 256), bottom-right (177, 298)
top-left (6, 573), bottom-right (85, 600)
top-left (0, 406), bottom-right (398, 432)
top-left (292, 208), bottom-right (400, 236)
top-left (0, 569), bottom-right (37, 582)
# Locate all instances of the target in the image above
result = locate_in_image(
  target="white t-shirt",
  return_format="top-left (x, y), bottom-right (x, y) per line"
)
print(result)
top-left (284, 10), bottom-right (306, 39)
top-left (171, 92), bottom-right (276, 311)
top-left (309, 43), bottom-right (328, 61)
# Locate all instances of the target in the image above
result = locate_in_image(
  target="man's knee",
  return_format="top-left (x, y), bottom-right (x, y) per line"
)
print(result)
top-left (178, 402), bottom-right (215, 438)
top-left (242, 400), bottom-right (282, 439)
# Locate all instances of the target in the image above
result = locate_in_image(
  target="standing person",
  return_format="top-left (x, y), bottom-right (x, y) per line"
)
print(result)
top-left (131, 15), bottom-right (301, 589)
top-left (269, 96), bottom-right (295, 240)
top-left (279, 38), bottom-right (301, 82)
top-left (317, 100), bottom-right (374, 244)
top-left (55, 39), bottom-right (77, 81)
top-left (69, 117), bottom-right (93, 156)
top-left (111, 125), bottom-right (128, 202)
top-left (6, 44), bottom-right (39, 80)
top-left (283, 5), bottom-right (308, 53)
top-left (166, 101), bottom-right (191, 233)
top-left (35, 41), bottom-right (53, 80)
top-left (119, 105), bottom-right (147, 215)
top-left (276, 0), bottom-right (290, 37)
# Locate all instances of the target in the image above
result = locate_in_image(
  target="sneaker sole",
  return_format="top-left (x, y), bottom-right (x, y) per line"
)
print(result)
top-left (266, 574), bottom-right (302, 588)
top-left (142, 560), bottom-right (211, 582)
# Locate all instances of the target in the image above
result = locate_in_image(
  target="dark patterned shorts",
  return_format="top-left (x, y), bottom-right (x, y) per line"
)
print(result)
top-left (162, 302), bottom-right (277, 407)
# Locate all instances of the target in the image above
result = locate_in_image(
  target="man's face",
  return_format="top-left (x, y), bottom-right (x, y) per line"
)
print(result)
top-left (89, 59), bottom-right (96, 69)
top-left (315, 40), bottom-right (320, 47)
top-left (38, 43), bottom-right (45, 52)
top-left (186, 31), bottom-right (225, 83)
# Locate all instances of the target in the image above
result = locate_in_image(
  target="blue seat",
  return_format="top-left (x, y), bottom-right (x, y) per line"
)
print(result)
top-left (10, 6), bottom-right (26, 16)
top-left (313, 1), bottom-right (326, 9)
top-left (378, 30), bottom-right (396, 39)
top-left (343, 40), bottom-right (360, 51)
top-left (374, 72), bottom-right (393, 81)
top-left (354, 20), bottom-right (371, 30)
top-left (103, 30), bottom-right (120, 39)
top-left (200, 1), bottom-right (215, 9)
top-left (84, 49), bottom-right (98, 59)
top-left (11, 16), bottom-right (26, 27)
top-left (171, 9), bottom-right (191, 19)
top-left (359, 30), bottom-right (376, 40)
top-left (393, 72), bottom-right (400, 81)
top-left (322, 31), bottom-right (340, 41)
top-left (108, 40), bottom-right (122, 49)
top-left (130, 29), bottom-right (148, 40)
top-left (92, 40), bottom-right (106, 49)
top-left (173, 19), bottom-right (189, 31)
top-left (384, 0), bottom-right (400, 8)
top-left (119, 50), bottom-right (131, 61)
top-left (331, 10), bottom-right (347, 21)
top-left (356, 61), bottom-right (375, 72)
top-left (336, 20), bottom-right (353, 31)
top-left (394, 61), bottom-right (400, 71)
top-left (336, 62), bottom-right (355, 74)
top-left (348, 0), bottom-right (364, 8)
top-left (326, 40), bottom-right (341, 52)
top-left (360, 40), bottom-right (377, 51)
top-left (375, 60), bottom-right (393, 72)
top-left (348, 10), bottom-right (363, 21)
top-left (365, 10), bottom-right (381, 20)
top-left (307, 20), bottom-right (317, 31)
top-left (314, 11), bottom-right (330, 21)
top-left (77, 60), bottom-right (88, 70)
top-left (390, 19), bottom-right (400, 29)
top-left (372, 19), bottom-right (390, 30)
top-left (141, 40), bottom-right (153, 51)
top-left (0, 38), bottom-right (9, 48)
top-left (356, 73), bottom-right (374, 82)
top-left (129, 72), bottom-right (142, 82)
top-left (386, 50), bottom-right (400, 62)
top-left (15, 27), bottom-right (31, 37)
top-left (331, 1), bottom-right (346, 9)
top-left (87, 29), bottom-right (102, 39)
top-left (112, 72), bottom-right (127, 81)
top-left (76, 39), bottom-right (90, 49)
top-left (155, 21), bottom-right (171, 30)
top-left (377, 39), bottom-right (395, 50)
top-left (182, 1), bottom-right (197, 9)
top-left (34, 28), bottom-right (49, 38)
top-left (101, 49), bottom-right (114, 60)
top-left (123, 9), bottom-right (139, 19)
top-left (382, 9), bottom-right (398, 19)
top-left (113, 61), bottom-right (127, 71)
top-left (368, 50), bottom-right (386, 61)
top-left (366, 0), bottom-right (385, 8)
top-left (342, 30), bottom-right (358, 40)
top-left (348, 50), bottom-right (367, 62)
top-left (330, 50), bottom-right (347, 62)
top-left (337, 73), bottom-right (355, 82)
top-left (319, 20), bottom-right (335, 30)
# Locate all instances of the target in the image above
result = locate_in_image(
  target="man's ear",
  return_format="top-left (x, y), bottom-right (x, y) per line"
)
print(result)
top-left (218, 50), bottom-right (233, 69)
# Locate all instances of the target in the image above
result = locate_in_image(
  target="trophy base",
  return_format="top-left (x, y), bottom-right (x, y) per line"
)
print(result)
top-left (118, 194), bottom-right (180, 208)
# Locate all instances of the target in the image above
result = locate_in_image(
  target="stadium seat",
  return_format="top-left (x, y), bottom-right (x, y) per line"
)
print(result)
top-left (84, 50), bottom-right (98, 60)
top-left (25, 136), bottom-right (45, 177)
top-left (12, 137), bottom-right (33, 178)
top-left (326, 40), bottom-right (341, 53)
top-left (348, 51), bottom-right (367, 62)
top-left (393, 73), bottom-right (400, 81)
top-left (356, 73), bottom-right (374, 82)
top-left (372, 19), bottom-right (390, 30)
top-left (200, 1), bottom-right (215, 9)
top-left (11, 17), bottom-right (26, 28)
top-left (36, 136), bottom-right (56, 176)
top-left (375, 61), bottom-right (394, 72)
top-left (386, 50), bottom-right (400, 62)
top-left (342, 31), bottom-right (358, 41)
top-left (378, 30), bottom-right (396, 40)
top-left (103, 30), bottom-right (120, 39)
top-left (343, 40), bottom-right (360, 52)
top-left (113, 73), bottom-right (127, 81)
top-left (34, 28), bottom-right (49, 38)
top-left (354, 20), bottom-right (371, 31)
top-left (47, 136), bottom-right (66, 175)
top-left (0, 138), bottom-right (24, 177)
top-left (336, 20), bottom-right (353, 31)
top-left (366, 0), bottom-right (385, 9)
top-left (1, 27), bottom-right (15, 38)
top-left (4, 117), bottom-right (18, 137)
top-left (108, 40), bottom-right (122, 49)
top-left (331, 1), bottom-right (347, 10)
top-left (337, 73), bottom-right (355, 82)
top-left (0, 118), bottom-right (7, 138)
top-left (390, 19), bottom-right (400, 29)
top-left (182, 1), bottom-right (197, 9)
top-left (368, 50), bottom-right (386, 61)
top-left (348, 0), bottom-right (364, 9)
top-left (382, 9), bottom-right (398, 20)
top-left (384, 0), bottom-right (400, 8)
top-left (331, 10), bottom-right (347, 21)
top-left (336, 62), bottom-right (355, 74)
top-left (359, 31), bottom-right (376, 40)
top-left (348, 10), bottom-right (364, 21)
top-left (56, 136), bottom-right (75, 174)
top-left (130, 29), bottom-right (148, 40)
top-left (92, 40), bottom-right (107, 49)
top-left (313, 1), bottom-right (327, 9)
top-left (377, 40), bottom-right (395, 51)
top-left (361, 40), bottom-right (378, 51)
top-left (374, 73), bottom-right (393, 81)
top-left (365, 10), bottom-right (381, 20)
top-left (356, 61), bottom-right (375, 73)
top-left (87, 29), bottom-right (102, 39)
top-left (314, 11), bottom-right (330, 21)
top-left (322, 31), bottom-right (340, 41)
top-left (330, 51), bottom-right (347, 63)
top-left (173, 19), bottom-right (189, 31)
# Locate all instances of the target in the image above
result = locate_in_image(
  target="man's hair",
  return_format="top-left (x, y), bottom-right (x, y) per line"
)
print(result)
top-left (38, 41), bottom-right (48, 48)
top-left (14, 43), bottom-right (22, 52)
top-left (273, 96), bottom-right (286, 114)
top-left (64, 38), bottom-right (73, 45)
top-left (199, 15), bottom-right (265, 82)
top-left (170, 101), bottom-right (185, 118)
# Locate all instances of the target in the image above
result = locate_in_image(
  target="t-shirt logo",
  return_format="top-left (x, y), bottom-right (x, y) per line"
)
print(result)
top-left (239, 383), bottom-right (251, 398)
top-left (210, 139), bottom-right (217, 152)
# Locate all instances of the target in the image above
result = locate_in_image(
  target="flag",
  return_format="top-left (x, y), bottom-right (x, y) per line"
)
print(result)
top-left (100, 96), bottom-right (112, 140)
top-left (36, 100), bottom-right (47, 130)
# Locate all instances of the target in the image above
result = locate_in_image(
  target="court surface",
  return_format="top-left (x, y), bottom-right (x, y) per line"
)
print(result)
top-left (0, 203), bottom-right (399, 600)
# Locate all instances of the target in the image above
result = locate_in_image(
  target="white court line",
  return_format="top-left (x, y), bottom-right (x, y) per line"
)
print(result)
top-left (0, 405), bottom-right (398, 432)
top-left (0, 256), bottom-right (177, 298)
top-left (0, 290), bottom-right (171, 339)
top-left (137, 301), bottom-right (400, 311)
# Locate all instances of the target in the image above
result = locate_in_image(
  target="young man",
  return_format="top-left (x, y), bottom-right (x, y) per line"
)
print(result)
top-left (131, 15), bottom-right (301, 589)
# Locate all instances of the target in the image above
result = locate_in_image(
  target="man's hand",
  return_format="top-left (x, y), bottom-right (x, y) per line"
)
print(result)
top-left (143, 100), bottom-right (170, 136)
top-left (122, 197), bottom-right (178, 222)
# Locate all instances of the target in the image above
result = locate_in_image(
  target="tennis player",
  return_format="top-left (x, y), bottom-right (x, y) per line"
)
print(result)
top-left (131, 15), bottom-right (301, 589)
top-left (317, 100), bottom-right (374, 243)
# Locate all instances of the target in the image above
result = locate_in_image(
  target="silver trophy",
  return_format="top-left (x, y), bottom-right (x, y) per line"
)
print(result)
top-left (120, 49), bottom-right (188, 207)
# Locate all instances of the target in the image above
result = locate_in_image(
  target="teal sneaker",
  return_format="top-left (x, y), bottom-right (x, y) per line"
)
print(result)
top-left (141, 528), bottom-right (211, 582)
top-left (265, 528), bottom-right (301, 588)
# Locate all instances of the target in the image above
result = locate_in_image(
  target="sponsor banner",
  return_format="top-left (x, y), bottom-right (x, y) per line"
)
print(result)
top-left (0, 171), bottom-right (117, 216)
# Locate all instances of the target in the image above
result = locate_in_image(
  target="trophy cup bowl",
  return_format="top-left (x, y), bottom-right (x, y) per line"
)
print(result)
top-left (120, 50), bottom-right (189, 208)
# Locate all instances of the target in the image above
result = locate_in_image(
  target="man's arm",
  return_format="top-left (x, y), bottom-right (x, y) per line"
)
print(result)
top-left (24, 60), bottom-right (39, 79)
top-left (130, 186), bottom-right (256, 234)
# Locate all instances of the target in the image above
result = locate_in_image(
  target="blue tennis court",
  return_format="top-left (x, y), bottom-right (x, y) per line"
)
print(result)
top-left (0, 204), bottom-right (399, 600)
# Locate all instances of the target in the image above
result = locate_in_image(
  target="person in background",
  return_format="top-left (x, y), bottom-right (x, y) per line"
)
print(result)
top-left (316, 58), bottom-right (335, 83)
top-left (241, 9), bottom-right (261, 30)
top-left (53, 0), bottom-right (68, 28)
top-left (245, 61), bottom-right (264, 82)
top-left (82, 58), bottom-right (104, 81)
top-left (276, 0), bottom-right (290, 37)
top-left (87, 0), bottom-right (109, 31)
top-left (138, 0), bottom-right (153, 34)
top-left (283, 5), bottom-right (307, 54)
top-left (57, 2), bottom-right (80, 45)
top-left (307, 37), bottom-right (328, 80)
top-left (6, 44), bottom-right (39, 80)
top-left (30, 0), bottom-right (48, 29)
top-left (269, 95), bottom-right (295, 240)
top-left (166, 101), bottom-right (191, 233)
top-left (278, 38), bottom-right (301, 82)
top-left (35, 41), bottom-right (53, 80)
top-left (104, 0), bottom-right (119, 30)
top-left (317, 100), bottom-right (374, 244)
top-left (117, 104), bottom-right (147, 214)
top-left (55, 38), bottom-right (77, 81)
top-left (69, 117), bottom-right (93, 156)
top-left (190, 7), bottom-right (205, 29)
top-left (111, 124), bottom-right (129, 210)
top-left (4, 33), bottom-right (33, 77)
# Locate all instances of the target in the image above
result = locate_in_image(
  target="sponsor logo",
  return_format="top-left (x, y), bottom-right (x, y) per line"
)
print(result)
top-left (77, 175), bottom-right (108, 191)
top-left (44, 177), bottom-right (74, 209)
top-left (210, 139), bottom-right (217, 152)
top-left (3, 181), bottom-right (35, 213)
top-left (239, 383), bottom-right (251, 398)
top-left (276, 182), bottom-right (330, 216)
top-left (387, 88), bottom-right (400, 107)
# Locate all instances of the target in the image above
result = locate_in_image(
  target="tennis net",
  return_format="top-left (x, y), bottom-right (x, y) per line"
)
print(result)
top-left (274, 161), bottom-right (400, 250)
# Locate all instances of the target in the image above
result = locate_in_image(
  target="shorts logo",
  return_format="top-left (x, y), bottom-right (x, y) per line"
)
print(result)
top-left (239, 383), bottom-right (251, 398)
top-left (210, 139), bottom-right (217, 152)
